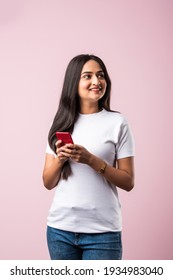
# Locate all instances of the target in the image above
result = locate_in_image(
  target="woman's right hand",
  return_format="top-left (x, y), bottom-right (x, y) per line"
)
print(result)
top-left (55, 140), bottom-right (69, 164)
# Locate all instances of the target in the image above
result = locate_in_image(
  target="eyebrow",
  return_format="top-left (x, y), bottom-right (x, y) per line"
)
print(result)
top-left (81, 70), bottom-right (104, 75)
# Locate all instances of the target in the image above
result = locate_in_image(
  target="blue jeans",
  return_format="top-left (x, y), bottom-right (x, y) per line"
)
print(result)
top-left (47, 226), bottom-right (122, 260)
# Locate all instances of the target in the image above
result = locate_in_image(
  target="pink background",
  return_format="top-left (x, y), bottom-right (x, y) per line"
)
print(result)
top-left (0, 0), bottom-right (173, 260)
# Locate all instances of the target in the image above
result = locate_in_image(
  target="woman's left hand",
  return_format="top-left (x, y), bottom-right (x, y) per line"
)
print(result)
top-left (58, 144), bottom-right (92, 165)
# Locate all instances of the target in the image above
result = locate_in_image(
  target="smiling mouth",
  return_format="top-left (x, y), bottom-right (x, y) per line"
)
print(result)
top-left (89, 87), bottom-right (102, 91)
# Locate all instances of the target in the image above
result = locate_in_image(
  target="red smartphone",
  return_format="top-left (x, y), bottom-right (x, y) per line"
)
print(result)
top-left (55, 132), bottom-right (74, 146)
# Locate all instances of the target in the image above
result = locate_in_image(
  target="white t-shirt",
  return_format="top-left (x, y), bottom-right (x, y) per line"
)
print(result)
top-left (46, 109), bottom-right (134, 233)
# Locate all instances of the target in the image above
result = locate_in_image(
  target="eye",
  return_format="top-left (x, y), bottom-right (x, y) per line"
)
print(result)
top-left (83, 74), bottom-right (91, 79)
top-left (97, 73), bottom-right (105, 79)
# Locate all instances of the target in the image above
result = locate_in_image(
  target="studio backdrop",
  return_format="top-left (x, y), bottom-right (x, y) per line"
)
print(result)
top-left (0, 0), bottom-right (172, 259)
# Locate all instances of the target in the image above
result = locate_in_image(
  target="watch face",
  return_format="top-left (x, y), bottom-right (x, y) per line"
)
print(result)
top-left (100, 167), bottom-right (104, 173)
top-left (98, 162), bottom-right (107, 174)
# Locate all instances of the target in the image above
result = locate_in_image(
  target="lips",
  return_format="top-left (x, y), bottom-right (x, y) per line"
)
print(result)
top-left (89, 86), bottom-right (102, 91)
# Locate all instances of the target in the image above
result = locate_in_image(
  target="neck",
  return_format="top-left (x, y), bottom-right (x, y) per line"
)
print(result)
top-left (80, 102), bottom-right (101, 114)
top-left (79, 103), bottom-right (101, 114)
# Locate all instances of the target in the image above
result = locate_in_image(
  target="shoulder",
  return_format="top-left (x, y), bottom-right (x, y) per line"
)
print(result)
top-left (103, 109), bottom-right (128, 125)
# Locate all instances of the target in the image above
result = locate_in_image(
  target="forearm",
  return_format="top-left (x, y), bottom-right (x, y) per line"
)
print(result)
top-left (43, 158), bottom-right (64, 190)
top-left (89, 155), bottom-right (134, 192)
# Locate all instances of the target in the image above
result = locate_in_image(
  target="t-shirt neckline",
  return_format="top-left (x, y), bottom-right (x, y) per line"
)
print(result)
top-left (78, 108), bottom-right (105, 117)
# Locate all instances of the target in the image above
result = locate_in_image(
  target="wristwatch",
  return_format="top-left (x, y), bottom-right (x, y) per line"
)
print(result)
top-left (98, 162), bottom-right (107, 174)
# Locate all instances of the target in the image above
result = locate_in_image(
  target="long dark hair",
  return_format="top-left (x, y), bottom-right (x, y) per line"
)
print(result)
top-left (48, 54), bottom-right (112, 179)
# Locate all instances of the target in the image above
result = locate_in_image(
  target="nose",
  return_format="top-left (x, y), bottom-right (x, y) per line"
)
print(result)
top-left (92, 75), bottom-right (100, 85)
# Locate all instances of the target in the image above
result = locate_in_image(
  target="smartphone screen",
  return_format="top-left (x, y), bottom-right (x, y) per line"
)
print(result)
top-left (55, 132), bottom-right (74, 145)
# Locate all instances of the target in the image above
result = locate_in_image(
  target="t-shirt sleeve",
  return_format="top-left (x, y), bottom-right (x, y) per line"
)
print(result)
top-left (115, 118), bottom-right (135, 159)
top-left (46, 141), bottom-right (56, 157)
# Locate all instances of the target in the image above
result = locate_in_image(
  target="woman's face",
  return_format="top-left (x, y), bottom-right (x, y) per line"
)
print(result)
top-left (78, 60), bottom-right (107, 105)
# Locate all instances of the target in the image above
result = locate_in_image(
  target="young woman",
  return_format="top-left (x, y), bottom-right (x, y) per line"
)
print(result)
top-left (43, 54), bottom-right (135, 260)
